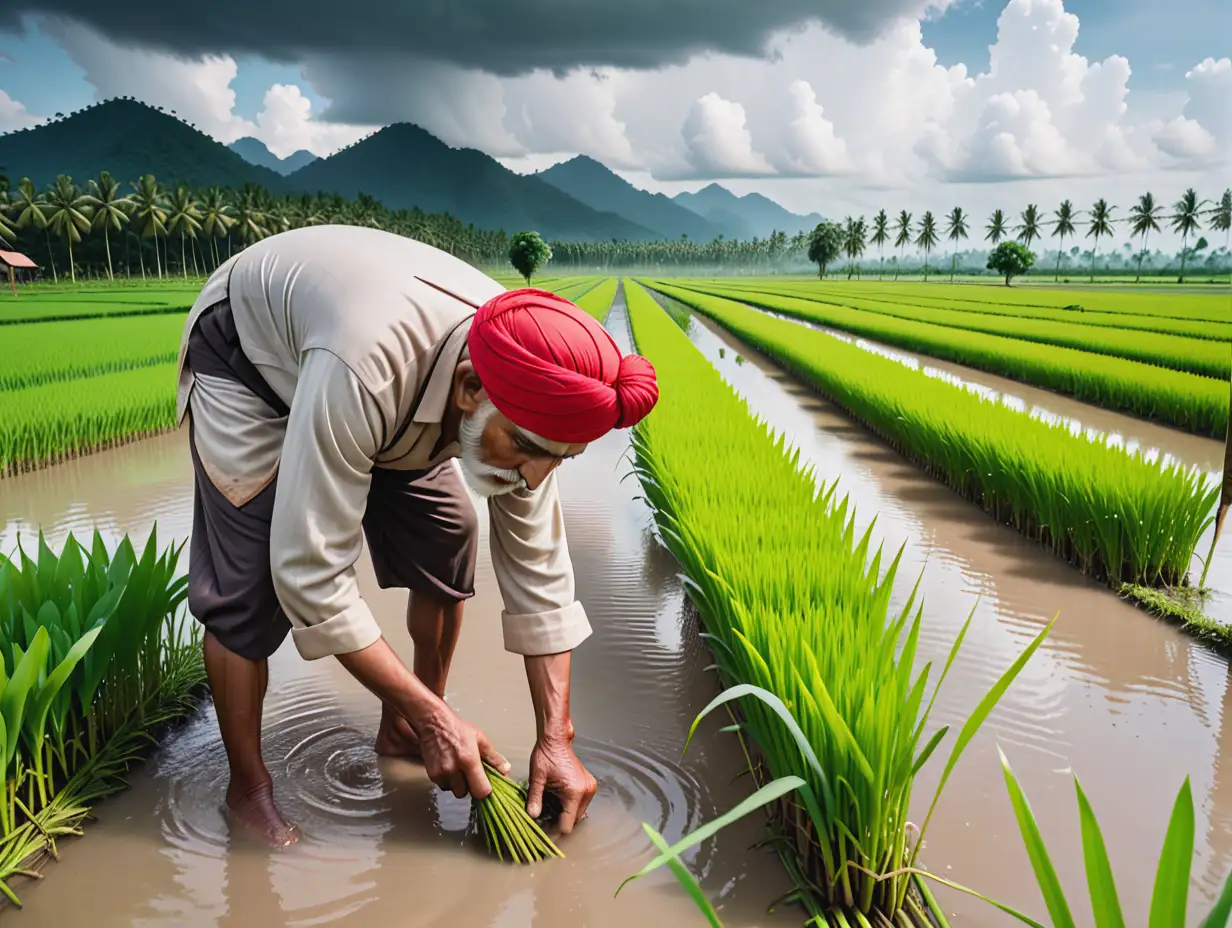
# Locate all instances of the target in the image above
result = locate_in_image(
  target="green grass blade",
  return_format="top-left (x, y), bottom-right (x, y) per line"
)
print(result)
top-left (1074, 778), bottom-right (1126, 928)
top-left (999, 747), bottom-right (1077, 928)
top-left (640, 824), bottom-right (725, 927)
top-left (1198, 867), bottom-right (1232, 928)
top-left (1149, 777), bottom-right (1194, 928)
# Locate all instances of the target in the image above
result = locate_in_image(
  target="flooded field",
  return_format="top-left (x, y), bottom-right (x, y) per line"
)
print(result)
top-left (0, 299), bottom-right (795, 927)
top-left (1, 286), bottom-right (1228, 926)
top-left (654, 296), bottom-right (1231, 924)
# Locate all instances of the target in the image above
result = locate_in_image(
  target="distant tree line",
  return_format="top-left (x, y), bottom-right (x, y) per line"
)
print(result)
top-left (802, 188), bottom-right (1232, 284)
top-left (0, 168), bottom-right (1228, 283)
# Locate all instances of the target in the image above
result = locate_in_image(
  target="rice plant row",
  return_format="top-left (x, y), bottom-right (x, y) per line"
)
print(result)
top-left (663, 280), bottom-right (1229, 440)
top-left (0, 315), bottom-right (185, 392)
top-left (572, 278), bottom-right (619, 322)
top-left (780, 280), bottom-right (1232, 344)
top-left (834, 280), bottom-right (1232, 324)
top-left (0, 363), bottom-right (179, 478)
top-left (0, 528), bottom-right (206, 903)
top-left (619, 279), bottom-right (1044, 926)
top-left (645, 281), bottom-right (1218, 589)
top-left (718, 280), bottom-right (1231, 376)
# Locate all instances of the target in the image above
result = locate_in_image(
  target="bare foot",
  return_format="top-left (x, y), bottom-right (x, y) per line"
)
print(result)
top-left (374, 711), bottom-right (423, 761)
top-left (226, 780), bottom-right (301, 847)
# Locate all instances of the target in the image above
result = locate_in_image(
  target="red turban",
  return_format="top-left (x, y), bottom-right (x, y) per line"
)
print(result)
top-left (467, 288), bottom-right (659, 444)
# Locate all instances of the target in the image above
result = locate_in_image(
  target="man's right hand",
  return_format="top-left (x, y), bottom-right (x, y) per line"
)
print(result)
top-left (413, 705), bottom-right (509, 800)
top-left (335, 637), bottom-right (508, 800)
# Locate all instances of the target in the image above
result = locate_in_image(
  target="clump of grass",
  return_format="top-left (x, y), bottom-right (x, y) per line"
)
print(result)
top-left (472, 763), bottom-right (564, 864)
top-left (1120, 582), bottom-right (1232, 652)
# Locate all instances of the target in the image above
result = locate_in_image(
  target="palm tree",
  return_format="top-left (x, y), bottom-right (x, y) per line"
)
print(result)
top-left (1211, 189), bottom-right (1232, 284)
top-left (0, 180), bottom-right (16, 245)
top-left (198, 187), bottom-right (235, 269)
top-left (985, 209), bottom-right (1008, 247)
top-left (230, 187), bottom-right (268, 249)
top-left (945, 206), bottom-right (968, 282)
top-left (128, 174), bottom-right (168, 279)
top-left (842, 216), bottom-right (867, 279)
top-left (1085, 199), bottom-right (1115, 282)
top-left (893, 210), bottom-right (912, 280)
top-left (43, 175), bottom-right (93, 283)
top-left (1127, 192), bottom-right (1163, 283)
top-left (82, 171), bottom-right (129, 280)
top-left (1171, 188), bottom-right (1207, 283)
top-left (1016, 204), bottom-right (1042, 248)
top-left (1050, 200), bottom-right (1076, 281)
top-left (870, 209), bottom-right (889, 279)
top-left (11, 177), bottom-right (56, 281)
top-left (166, 184), bottom-right (203, 278)
top-left (915, 211), bottom-right (939, 281)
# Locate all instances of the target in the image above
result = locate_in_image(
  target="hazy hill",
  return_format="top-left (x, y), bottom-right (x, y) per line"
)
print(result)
top-left (674, 183), bottom-right (823, 238)
top-left (288, 124), bottom-right (658, 242)
top-left (536, 155), bottom-right (725, 242)
top-left (0, 99), bottom-right (289, 191)
top-left (229, 137), bottom-right (318, 176)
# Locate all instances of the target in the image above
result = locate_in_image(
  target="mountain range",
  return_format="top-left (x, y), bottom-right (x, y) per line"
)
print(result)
top-left (0, 99), bottom-right (822, 243)
top-left (228, 137), bottom-right (318, 176)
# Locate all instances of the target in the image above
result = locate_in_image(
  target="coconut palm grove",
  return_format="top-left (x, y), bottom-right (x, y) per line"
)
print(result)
top-left (0, 0), bottom-right (1230, 923)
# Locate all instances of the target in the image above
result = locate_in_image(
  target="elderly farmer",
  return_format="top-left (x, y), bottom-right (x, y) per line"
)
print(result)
top-left (176, 224), bottom-right (658, 846)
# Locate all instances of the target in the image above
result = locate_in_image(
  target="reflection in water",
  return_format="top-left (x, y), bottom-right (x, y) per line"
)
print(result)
top-left (645, 292), bottom-right (1232, 923)
top-left (1, 286), bottom-right (795, 927)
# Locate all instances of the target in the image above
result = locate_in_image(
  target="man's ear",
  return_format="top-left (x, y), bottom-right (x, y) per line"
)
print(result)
top-left (452, 360), bottom-right (485, 415)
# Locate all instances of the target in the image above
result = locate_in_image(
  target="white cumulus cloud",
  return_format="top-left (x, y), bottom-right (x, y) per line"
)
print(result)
top-left (680, 92), bottom-right (774, 177)
top-left (0, 89), bottom-right (42, 132)
top-left (776, 80), bottom-right (851, 175)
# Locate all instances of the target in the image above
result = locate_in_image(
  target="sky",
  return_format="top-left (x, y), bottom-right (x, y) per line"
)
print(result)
top-left (0, 0), bottom-right (1228, 249)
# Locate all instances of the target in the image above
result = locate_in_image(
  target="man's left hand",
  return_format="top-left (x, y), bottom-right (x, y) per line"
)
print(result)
top-left (526, 723), bottom-right (597, 835)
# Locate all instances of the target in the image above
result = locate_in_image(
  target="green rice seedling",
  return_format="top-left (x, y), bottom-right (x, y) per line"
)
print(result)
top-left (0, 315), bottom-right (185, 392)
top-left (0, 362), bottom-right (179, 477)
top-left (0, 527), bottom-right (204, 904)
top-left (715, 280), bottom-right (1231, 376)
top-left (472, 762), bottom-right (565, 864)
top-left (615, 281), bottom-right (1048, 926)
top-left (645, 282), bottom-right (1217, 589)
top-left (573, 278), bottom-right (620, 323)
top-left (788, 282), bottom-right (1232, 344)
top-left (661, 280), bottom-right (1228, 438)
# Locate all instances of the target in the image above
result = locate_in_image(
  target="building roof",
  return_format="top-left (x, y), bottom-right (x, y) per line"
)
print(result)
top-left (0, 250), bottom-right (37, 269)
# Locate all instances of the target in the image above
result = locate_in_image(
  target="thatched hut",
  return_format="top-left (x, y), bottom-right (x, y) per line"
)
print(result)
top-left (0, 251), bottom-right (38, 295)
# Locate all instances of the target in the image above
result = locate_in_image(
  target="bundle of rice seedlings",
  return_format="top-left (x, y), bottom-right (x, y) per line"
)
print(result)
top-left (472, 763), bottom-right (565, 863)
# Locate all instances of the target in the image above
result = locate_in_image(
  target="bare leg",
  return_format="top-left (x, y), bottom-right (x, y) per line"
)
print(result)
top-left (204, 631), bottom-right (300, 846)
top-left (375, 593), bottom-right (463, 758)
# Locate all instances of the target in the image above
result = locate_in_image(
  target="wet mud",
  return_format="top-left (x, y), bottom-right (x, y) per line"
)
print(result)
top-left (0, 293), bottom-right (797, 927)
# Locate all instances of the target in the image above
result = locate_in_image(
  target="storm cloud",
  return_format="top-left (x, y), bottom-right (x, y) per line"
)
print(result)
top-left (2, 0), bottom-right (945, 76)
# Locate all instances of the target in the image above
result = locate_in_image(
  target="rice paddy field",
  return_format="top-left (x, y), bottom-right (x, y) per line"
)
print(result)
top-left (0, 272), bottom-right (1230, 926)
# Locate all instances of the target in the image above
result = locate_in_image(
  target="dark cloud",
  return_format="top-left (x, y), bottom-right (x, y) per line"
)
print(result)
top-left (3, 0), bottom-right (934, 75)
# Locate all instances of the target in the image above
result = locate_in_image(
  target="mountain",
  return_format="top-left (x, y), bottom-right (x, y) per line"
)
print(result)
top-left (287, 124), bottom-right (657, 242)
top-left (229, 137), bottom-right (318, 176)
top-left (674, 183), bottom-right (824, 238)
top-left (0, 99), bottom-right (289, 192)
top-left (536, 156), bottom-right (726, 242)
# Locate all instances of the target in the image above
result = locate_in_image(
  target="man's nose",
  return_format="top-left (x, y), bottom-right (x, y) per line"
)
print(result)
top-left (520, 458), bottom-right (561, 491)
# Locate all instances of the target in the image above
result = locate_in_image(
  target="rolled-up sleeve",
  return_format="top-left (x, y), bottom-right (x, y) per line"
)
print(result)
top-left (270, 349), bottom-right (385, 660)
top-left (488, 471), bottom-right (592, 656)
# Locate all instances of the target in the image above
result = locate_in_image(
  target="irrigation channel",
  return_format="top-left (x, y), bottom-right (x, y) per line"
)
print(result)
top-left (0, 282), bottom-right (1228, 925)
top-left (641, 286), bottom-right (1232, 924)
top-left (0, 292), bottom-right (797, 926)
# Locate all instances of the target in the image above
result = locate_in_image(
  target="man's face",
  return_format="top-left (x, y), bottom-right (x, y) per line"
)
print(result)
top-left (459, 401), bottom-right (587, 497)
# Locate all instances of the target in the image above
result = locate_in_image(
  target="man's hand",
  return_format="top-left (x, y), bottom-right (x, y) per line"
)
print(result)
top-left (526, 723), bottom-right (597, 835)
top-left (523, 651), bottom-right (596, 834)
top-left (415, 705), bottom-right (510, 800)
top-left (336, 637), bottom-right (508, 799)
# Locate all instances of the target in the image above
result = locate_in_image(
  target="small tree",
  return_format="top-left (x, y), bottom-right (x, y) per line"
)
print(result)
top-left (807, 221), bottom-right (843, 278)
top-left (987, 241), bottom-right (1035, 285)
top-left (509, 230), bottom-right (551, 285)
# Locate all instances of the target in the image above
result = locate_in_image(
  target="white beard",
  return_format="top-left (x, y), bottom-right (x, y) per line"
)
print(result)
top-left (458, 400), bottom-right (525, 498)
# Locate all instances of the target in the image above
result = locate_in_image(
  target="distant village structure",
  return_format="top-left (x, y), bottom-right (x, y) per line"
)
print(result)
top-left (0, 251), bottom-right (38, 295)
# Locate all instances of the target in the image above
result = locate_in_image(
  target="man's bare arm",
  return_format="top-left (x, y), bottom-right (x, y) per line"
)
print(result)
top-left (524, 651), bottom-right (597, 833)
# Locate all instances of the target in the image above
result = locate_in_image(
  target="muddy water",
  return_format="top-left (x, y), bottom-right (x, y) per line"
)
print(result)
top-left (0, 295), bottom-right (797, 926)
top-left (657, 300), bottom-right (1232, 924)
